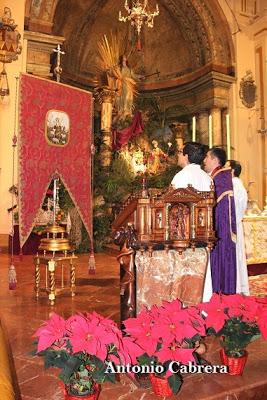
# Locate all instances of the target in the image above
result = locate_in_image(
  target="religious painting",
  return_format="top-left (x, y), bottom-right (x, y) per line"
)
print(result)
top-left (45, 110), bottom-right (70, 146)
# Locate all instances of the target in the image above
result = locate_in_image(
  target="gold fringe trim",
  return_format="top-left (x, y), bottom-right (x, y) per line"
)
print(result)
top-left (216, 190), bottom-right (233, 205)
top-left (228, 196), bottom-right (236, 244)
top-left (212, 166), bottom-right (232, 179)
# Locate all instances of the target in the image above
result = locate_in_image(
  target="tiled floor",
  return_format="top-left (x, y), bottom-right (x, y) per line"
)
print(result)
top-left (1, 252), bottom-right (267, 400)
top-left (0, 252), bottom-right (120, 400)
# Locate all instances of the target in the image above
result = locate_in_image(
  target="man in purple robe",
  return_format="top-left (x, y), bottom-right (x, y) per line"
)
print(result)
top-left (204, 147), bottom-right (237, 294)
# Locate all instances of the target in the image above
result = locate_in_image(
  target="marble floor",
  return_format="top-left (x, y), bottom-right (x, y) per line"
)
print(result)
top-left (0, 251), bottom-right (267, 400)
top-left (0, 252), bottom-right (121, 400)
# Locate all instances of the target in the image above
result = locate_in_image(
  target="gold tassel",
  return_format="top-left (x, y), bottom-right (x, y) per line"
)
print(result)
top-left (9, 264), bottom-right (17, 290)
top-left (88, 251), bottom-right (96, 274)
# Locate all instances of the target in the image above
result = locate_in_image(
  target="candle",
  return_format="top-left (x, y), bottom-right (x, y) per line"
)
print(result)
top-left (226, 113), bottom-right (231, 159)
top-left (192, 116), bottom-right (196, 142)
top-left (53, 178), bottom-right (57, 224)
top-left (208, 115), bottom-right (212, 148)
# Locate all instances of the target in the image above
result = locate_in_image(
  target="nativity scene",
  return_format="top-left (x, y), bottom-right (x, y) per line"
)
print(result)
top-left (0, 1), bottom-right (267, 399)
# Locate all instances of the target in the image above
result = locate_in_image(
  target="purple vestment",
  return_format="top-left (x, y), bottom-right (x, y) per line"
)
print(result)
top-left (210, 167), bottom-right (237, 294)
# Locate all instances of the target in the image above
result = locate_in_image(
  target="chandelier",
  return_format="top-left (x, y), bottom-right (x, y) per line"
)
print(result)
top-left (119, 1), bottom-right (159, 49)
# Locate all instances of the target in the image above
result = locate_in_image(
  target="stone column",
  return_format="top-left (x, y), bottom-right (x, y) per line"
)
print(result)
top-left (197, 112), bottom-right (209, 145)
top-left (211, 107), bottom-right (222, 147)
top-left (95, 87), bottom-right (116, 168)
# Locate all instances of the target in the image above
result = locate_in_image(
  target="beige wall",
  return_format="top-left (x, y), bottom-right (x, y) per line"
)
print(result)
top-left (0, 1), bottom-right (26, 235)
top-left (231, 16), bottom-right (267, 208)
top-left (218, 0), bottom-right (267, 208)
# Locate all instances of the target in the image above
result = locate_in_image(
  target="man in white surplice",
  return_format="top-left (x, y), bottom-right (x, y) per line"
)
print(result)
top-left (171, 142), bottom-right (212, 191)
top-left (227, 160), bottom-right (250, 295)
top-left (171, 142), bottom-right (213, 302)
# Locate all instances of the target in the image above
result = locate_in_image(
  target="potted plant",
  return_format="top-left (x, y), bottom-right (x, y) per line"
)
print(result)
top-left (198, 293), bottom-right (267, 375)
top-left (123, 299), bottom-right (207, 397)
top-left (32, 311), bottom-right (138, 399)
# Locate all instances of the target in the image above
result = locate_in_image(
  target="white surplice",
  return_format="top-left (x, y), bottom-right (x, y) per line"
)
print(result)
top-left (171, 164), bottom-right (212, 191)
top-left (232, 177), bottom-right (250, 295)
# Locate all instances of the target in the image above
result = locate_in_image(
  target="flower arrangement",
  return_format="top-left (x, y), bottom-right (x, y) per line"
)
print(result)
top-left (33, 312), bottom-right (142, 398)
top-left (197, 293), bottom-right (267, 358)
top-left (123, 299), bottom-right (207, 395)
top-left (33, 295), bottom-right (267, 397)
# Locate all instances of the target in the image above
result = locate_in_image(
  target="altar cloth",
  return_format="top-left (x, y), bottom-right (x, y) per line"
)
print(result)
top-left (135, 248), bottom-right (208, 311)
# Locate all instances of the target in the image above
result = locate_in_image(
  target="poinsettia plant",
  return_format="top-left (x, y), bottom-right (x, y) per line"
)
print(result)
top-left (123, 299), bottom-right (207, 395)
top-left (197, 293), bottom-right (267, 358)
top-left (32, 312), bottom-right (141, 397)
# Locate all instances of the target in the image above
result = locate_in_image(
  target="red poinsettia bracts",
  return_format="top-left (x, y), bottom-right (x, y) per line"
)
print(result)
top-left (222, 294), bottom-right (259, 322)
top-left (197, 293), bottom-right (228, 332)
top-left (123, 307), bottom-right (160, 356)
top-left (111, 336), bottom-right (144, 367)
top-left (34, 312), bottom-right (67, 352)
top-left (33, 294), bottom-right (267, 397)
top-left (123, 298), bottom-right (206, 373)
top-left (254, 298), bottom-right (267, 339)
top-left (156, 341), bottom-right (195, 366)
top-left (67, 314), bottom-right (115, 361)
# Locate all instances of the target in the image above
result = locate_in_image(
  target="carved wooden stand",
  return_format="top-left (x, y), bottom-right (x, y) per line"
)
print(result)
top-left (113, 185), bottom-right (216, 322)
top-left (117, 246), bottom-right (136, 322)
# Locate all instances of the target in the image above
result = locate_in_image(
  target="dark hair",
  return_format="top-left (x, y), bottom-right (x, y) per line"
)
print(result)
top-left (119, 55), bottom-right (129, 67)
top-left (228, 159), bottom-right (242, 177)
top-left (182, 142), bottom-right (207, 165)
top-left (209, 147), bottom-right (226, 167)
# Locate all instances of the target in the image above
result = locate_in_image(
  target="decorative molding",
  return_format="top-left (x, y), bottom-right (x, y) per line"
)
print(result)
top-left (239, 70), bottom-right (257, 108)
top-left (24, 31), bottom-right (65, 78)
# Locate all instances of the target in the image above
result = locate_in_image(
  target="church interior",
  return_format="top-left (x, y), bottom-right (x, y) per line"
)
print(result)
top-left (0, 1), bottom-right (267, 399)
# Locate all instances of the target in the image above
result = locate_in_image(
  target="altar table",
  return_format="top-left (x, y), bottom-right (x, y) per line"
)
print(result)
top-left (135, 248), bottom-right (208, 311)
top-left (243, 216), bottom-right (267, 264)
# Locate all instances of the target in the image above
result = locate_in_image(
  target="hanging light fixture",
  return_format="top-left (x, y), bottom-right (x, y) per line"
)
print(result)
top-left (0, 7), bottom-right (22, 100)
top-left (119, 1), bottom-right (159, 50)
top-left (0, 64), bottom-right (10, 99)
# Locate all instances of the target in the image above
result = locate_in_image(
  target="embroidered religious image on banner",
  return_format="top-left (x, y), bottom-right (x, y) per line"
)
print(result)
top-left (46, 110), bottom-right (70, 146)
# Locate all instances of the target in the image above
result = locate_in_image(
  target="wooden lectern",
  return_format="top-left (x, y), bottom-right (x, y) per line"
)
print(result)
top-left (112, 184), bottom-right (216, 322)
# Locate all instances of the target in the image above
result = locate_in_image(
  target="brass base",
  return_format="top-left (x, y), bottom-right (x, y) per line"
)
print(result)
top-left (38, 238), bottom-right (71, 251)
top-left (38, 223), bottom-right (71, 252)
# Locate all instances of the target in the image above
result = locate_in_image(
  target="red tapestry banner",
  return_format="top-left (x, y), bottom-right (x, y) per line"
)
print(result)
top-left (19, 74), bottom-right (93, 247)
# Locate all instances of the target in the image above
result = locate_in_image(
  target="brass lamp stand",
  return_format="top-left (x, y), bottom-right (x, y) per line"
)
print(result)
top-left (34, 176), bottom-right (77, 305)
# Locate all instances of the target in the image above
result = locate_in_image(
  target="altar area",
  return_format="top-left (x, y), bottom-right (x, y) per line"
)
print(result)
top-left (243, 215), bottom-right (267, 265)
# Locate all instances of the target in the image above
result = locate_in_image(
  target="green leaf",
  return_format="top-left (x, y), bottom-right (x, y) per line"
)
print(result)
top-left (59, 356), bottom-right (83, 384)
top-left (168, 373), bottom-right (183, 394)
top-left (137, 354), bottom-right (154, 366)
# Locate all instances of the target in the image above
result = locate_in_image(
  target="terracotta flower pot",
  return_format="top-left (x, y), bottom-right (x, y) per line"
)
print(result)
top-left (64, 383), bottom-right (101, 400)
top-left (220, 348), bottom-right (248, 376)
top-left (149, 374), bottom-right (173, 397)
